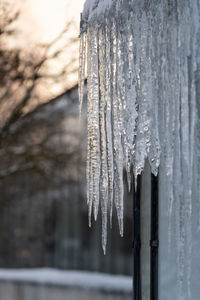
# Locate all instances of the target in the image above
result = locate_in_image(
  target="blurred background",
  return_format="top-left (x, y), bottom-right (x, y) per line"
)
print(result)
top-left (0, 0), bottom-right (132, 299)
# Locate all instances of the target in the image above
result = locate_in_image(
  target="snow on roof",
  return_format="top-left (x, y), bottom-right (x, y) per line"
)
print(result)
top-left (81, 0), bottom-right (114, 31)
top-left (0, 268), bottom-right (132, 294)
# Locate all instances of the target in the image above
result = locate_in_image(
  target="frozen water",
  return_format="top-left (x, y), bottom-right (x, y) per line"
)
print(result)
top-left (79, 0), bottom-right (200, 296)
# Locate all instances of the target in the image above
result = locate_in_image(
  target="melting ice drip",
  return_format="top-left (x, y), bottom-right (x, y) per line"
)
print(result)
top-left (79, 0), bottom-right (200, 298)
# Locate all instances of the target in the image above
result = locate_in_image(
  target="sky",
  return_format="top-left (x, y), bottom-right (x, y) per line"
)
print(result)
top-left (19, 0), bottom-right (85, 43)
top-left (12, 0), bottom-right (86, 103)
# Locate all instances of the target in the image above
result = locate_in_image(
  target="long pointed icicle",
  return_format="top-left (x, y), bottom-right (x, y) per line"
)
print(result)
top-left (90, 28), bottom-right (100, 222)
top-left (78, 32), bottom-right (86, 117)
top-left (111, 18), bottom-right (124, 237)
top-left (86, 28), bottom-right (93, 226)
top-left (98, 27), bottom-right (109, 253)
top-left (105, 22), bottom-right (114, 227)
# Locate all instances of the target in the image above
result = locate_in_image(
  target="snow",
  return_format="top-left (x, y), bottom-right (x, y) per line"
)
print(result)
top-left (81, 0), bottom-right (113, 31)
top-left (0, 268), bottom-right (132, 293)
top-left (79, 0), bottom-right (200, 298)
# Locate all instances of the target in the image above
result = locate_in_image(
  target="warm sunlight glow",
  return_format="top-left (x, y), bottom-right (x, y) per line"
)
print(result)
top-left (19, 0), bottom-right (85, 43)
top-left (10, 0), bottom-right (86, 106)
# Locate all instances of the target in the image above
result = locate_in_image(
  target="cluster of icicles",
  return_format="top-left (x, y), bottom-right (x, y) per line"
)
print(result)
top-left (79, 0), bottom-right (199, 298)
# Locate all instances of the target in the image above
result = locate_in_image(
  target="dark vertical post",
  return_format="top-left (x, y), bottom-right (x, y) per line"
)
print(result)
top-left (133, 174), bottom-right (142, 300)
top-left (150, 173), bottom-right (159, 300)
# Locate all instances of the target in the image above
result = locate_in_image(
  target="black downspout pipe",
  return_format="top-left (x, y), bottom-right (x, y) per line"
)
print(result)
top-left (150, 173), bottom-right (159, 300)
top-left (133, 174), bottom-right (142, 300)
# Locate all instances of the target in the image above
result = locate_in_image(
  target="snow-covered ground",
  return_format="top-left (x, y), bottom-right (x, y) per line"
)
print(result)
top-left (0, 268), bottom-right (132, 293)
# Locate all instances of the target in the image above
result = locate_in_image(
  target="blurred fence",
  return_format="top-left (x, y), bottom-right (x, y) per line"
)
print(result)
top-left (0, 86), bottom-right (132, 276)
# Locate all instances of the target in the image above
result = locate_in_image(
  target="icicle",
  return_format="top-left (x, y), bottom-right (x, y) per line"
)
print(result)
top-left (86, 26), bottom-right (101, 227)
top-left (79, 32), bottom-right (87, 117)
top-left (89, 27), bottom-right (101, 222)
top-left (86, 28), bottom-right (93, 227)
top-left (111, 18), bottom-right (124, 237)
top-left (79, 2), bottom-right (200, 293)
top-left (98, 26), bottom-right (109, 252)
top-left (104, 22), bottom-right (114, 227)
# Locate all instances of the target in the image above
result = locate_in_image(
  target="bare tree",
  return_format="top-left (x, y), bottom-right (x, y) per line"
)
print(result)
top-left (0, 3), bottom-right (87, 269)
top-left (0, 1), bottom-right (78, 139)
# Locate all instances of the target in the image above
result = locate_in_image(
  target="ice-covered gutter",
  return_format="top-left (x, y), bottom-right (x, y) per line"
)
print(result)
top-left (0, 268), bottom-right (131, 293)
top-left (79, 0), bottom-right (200, 298)
top-left (80, 0), bottom-right (113, 33)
